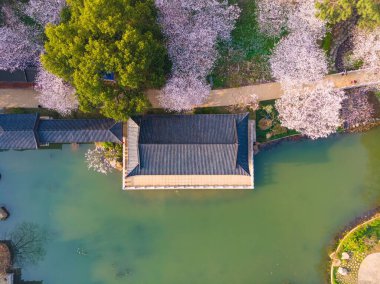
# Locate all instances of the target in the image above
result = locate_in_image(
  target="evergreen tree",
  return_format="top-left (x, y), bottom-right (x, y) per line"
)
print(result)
top-left (42, 0), bottom-right (169, 120)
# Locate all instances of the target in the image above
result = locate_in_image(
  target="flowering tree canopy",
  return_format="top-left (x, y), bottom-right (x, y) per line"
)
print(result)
top-left (85, 147), bottom-right (115, 175)
top-left (0, 0), bottom-right (65, 71)
top-left (0, 5), bottom-right (41, 71)
top-left (267, 0), bottom-right (327, 86)
top-left (23, 0), bottom-right (66, 26)
top-left (0, 24), bottom-right (41, 71)
top-left (275, 82), bottom-right (344, 139)
top-left (155, 0), bottom-right (240, 111)
top-left (269, 31), bottom-right (328, 87)
top-left (341, 87), bottom-right (375, 129)
top-left (352, 27), bottom-right (380, 69)
top-left (256, 0), bottom-right (295, 36)
top-left (158, 75), bottom-right (211, 111)
top-left (35, 66), bottom-right (78, 115)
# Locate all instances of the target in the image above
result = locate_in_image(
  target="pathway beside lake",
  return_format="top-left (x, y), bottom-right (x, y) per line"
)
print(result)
top-left (147, 68), bottom-right (380, 108)
top-left (1, 68), bottom-right (379, 109)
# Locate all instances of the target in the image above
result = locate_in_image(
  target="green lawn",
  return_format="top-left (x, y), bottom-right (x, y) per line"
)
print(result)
top-left (210, 0), bottom-right (281, 89)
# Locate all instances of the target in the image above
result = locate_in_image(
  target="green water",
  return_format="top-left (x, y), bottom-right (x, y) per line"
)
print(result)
top-left (0, 128), bottom-right (379, 284)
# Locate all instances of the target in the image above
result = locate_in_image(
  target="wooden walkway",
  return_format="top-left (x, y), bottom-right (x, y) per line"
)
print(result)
top-left (147, 68), bottom-right (380, 108)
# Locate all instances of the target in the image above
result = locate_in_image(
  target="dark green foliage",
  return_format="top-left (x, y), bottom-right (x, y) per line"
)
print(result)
top-left (211, 0), bottom-right (281, 88)
top-left (316, 0), bottom-right (380, 29)
top-left (42, 0), bottom-right (169, 120)
top-left (322, 32), bottom-right (333, 54)
top-left (341, 219), bottom-right (380, 254)
top-left (101, 142), bottom-right (123, 162)
top-left (255, 100), bottom-right (298, 143)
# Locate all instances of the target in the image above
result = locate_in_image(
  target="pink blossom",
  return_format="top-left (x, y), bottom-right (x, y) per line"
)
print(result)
top-left (352, 27), bottom-right (380, 69)
top-left (155, 0), bottom-right (240, 110)
top-left (270, 31), bottom-right (328, 87)
top-left (23, 0), bottom-right (66, 26)
top-left (158, 75), bottom-right (211, 111)
top-left (276, 82), bottom-right (344, 139)
top-left (341, 88), bottom-right (375, 128)
top-left (35, 65), bottom-right (78, 115)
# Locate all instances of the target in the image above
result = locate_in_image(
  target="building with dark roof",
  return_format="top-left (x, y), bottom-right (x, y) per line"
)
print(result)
top-left (123, 113), bottom-right (255, 190)
top-left (0, 114), bottom-right (122, 150)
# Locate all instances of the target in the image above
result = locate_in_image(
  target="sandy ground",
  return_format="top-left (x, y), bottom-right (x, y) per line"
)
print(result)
top-left (358, 253), bottom-right (380, 284)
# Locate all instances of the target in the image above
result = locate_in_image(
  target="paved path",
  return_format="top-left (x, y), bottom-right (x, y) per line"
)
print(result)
top-left (0, 88), bottom-right (39, 108)
top-left (147, 68), bottom-right (380, 108)
top-left (358, 253), bottom-right (380, 284)
top-left (1, 68), bottom-right (379, 109)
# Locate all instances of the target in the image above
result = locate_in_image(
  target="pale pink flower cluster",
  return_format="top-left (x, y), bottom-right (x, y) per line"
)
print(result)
top-left (0, 24), bottom-right (41, 71)
top-left (352, 27), bottom-right (380, 69)
top-left (85, 147), bottom-right (114, 175)
top-left (275, 82), bottom-right (344, 139)
top-left (0, 6), bottom-right (41, 71)
top-left (341, 88), bottom-right (375, 129)
top-left (35, 66), bottom-right (78, 115)
top-left (0, 1), bottom-right (65, 71)
top-left (269, 0), bottom-right (327, 86)
top-left (287, 0), bottom-right (325, 37)
top-left (159, 75), bottom-right (211, 111)
top-left (256, 0), bottom-right (295, 36)
top-left (23, 0), bottom-right (66, 26)
top-left (270, 31), bottom-right (328, 87)
top-left (155, 0), bottom-right (240, 111)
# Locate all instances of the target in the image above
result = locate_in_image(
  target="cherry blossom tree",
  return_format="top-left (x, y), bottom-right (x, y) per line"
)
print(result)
top-left (23, 0), bottom-right (66, 26)
top-left (256, 0), bottom-right (295, 36)
top-left (352, 27), bottom-right (380, 69)
top-left (267, 0), bottom-right (327, 87)
top-left (158, 75), bottom-right (211, 111)
top-left (35, 66), bottom-right (78, 115)
top-left (275, 82), bottom-right (344, 139)
top-left (155, 0), bottom-right (240, 110)
top-left (341, 87), bottom-right (375, 129)
top-left (85, 147), bottom-right (115, 175)
top-left (0, 6), bottom-right (41, 71)
top-left (287, 0), bottom-right (325, 37)
top-left (0, 24), bottom-right (41, 71)
top-left (269, 31), bottom-right (328, 87)
top-left (0, 0), bottom-right (65, 71)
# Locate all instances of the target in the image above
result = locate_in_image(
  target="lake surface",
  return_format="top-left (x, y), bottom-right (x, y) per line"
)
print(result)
top-left (0, 128), bottom-right (379, 284)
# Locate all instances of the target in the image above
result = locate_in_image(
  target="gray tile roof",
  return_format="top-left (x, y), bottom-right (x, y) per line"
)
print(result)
top-left (0, 114), bottom-right (122, 150)
top-left (128, 113), bottom-right (250, 176)
top-left (38, 119), bottom-right (122, 144)
top-left (0, 114), bottom-right (39, 149)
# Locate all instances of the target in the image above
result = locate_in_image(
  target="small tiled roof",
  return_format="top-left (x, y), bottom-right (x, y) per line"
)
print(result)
top-left (128, 113), bottom-right (250, 176)
top-left (38, 119), bottom-right (122, 144)
top-left (0, 114), bottom-right (39, 149)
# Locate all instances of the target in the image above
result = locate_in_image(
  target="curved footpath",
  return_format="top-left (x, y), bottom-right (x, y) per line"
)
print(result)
top-left (1, 68), bottom-right (379, 109)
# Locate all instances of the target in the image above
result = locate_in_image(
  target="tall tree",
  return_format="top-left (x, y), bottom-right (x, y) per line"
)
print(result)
top-left (155, 0), bottom-right (240, 111)
top-left (42, 0), bottom-right (169, 120)
top-left (316, 0), bottom-right (380, 29)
